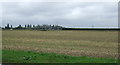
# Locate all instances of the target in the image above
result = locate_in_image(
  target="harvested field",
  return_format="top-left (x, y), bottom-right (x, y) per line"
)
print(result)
top-left (2, 30), bottom-right (118, 59)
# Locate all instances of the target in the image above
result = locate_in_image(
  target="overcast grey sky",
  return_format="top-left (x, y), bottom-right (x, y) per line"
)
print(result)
top-left (1, 2), bottom-right (118, 28)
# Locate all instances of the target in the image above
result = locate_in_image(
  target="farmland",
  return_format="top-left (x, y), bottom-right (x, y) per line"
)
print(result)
top-left (2, 30), bottom-right (118, 63)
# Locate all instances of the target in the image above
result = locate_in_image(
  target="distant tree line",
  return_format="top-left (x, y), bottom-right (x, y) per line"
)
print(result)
top-left (2, 24), bottom-right (119, 31)
top-left (2, 24), bottom-right (64, 31)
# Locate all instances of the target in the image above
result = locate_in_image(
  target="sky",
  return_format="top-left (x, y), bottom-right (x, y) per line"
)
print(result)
top-left (1, 2), bottom-right (118, 28)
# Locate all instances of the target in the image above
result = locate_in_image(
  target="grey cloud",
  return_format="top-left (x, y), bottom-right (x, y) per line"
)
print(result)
top-left (1, 2), bottom-right (118, 28)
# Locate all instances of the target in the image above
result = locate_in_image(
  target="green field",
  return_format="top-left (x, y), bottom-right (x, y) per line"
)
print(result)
top-left (2, 30), bottom-right (118, 63)
top-left (2, 50), bottom-right (118, 63)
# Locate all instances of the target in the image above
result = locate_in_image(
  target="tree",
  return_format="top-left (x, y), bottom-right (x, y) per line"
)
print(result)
top-left (33, 25), bottom-right (35, 28)
top-left (16, 25), bottom-right (23, 29)
top-left (7, 24), bottom-right (10, 28)
top-left (11, 25), bottom-right (13, 29)
top-left (33, 25), bottom-right (36, 30)
top-left (27, 24), bottom-right (30, 28)
top-left (5, 24), bottom-right (10, 29)
top-left (25, 25), bottom-right (27, 28)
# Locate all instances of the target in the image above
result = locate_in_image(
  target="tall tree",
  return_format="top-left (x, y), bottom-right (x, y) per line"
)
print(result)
top-left (7, 24), bottom-right (9, 28)
top-left (11, 25), bottom-right (13, 29)
top-left (25, 25), bottom-right (27, 28)
top-left (33, 25), bottom-right (35, 28)
top-left (27, 24), bottom-right (30, 28)
top-left (5, 24), bottom-right (10, 29)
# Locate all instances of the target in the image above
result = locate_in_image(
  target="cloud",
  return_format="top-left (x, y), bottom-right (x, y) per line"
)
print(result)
top-left (1, 2), bottom-right (118, 28)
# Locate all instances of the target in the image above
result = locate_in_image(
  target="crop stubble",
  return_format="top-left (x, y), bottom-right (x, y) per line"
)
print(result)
top-left (2, 30), bottom-right (118, 59)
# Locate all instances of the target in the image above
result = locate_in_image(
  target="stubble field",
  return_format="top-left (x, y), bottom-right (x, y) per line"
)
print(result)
top-left (2, 30), bottom-right (118, 63)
